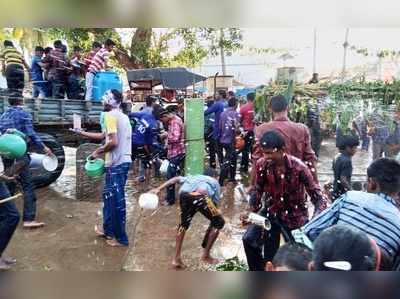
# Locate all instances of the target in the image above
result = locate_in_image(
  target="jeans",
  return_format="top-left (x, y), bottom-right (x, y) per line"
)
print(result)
top-left (50, 78), bottom-right (66, 99)
top-left (85, 72), bottom-right (95, 101)
top-left (166, 154), bottom-right (185, 204)
top-left (67, 74), bottom-right (82, 99)
top-left (372, 142), bottom-right (388, 160)
top-left (3, 154), bottom-right (37, 222)
top-left (242, 213), bottom-right (292, 271)
top-left (5, 64), bottom-right (24, 98)
top-left (219, 143), bottom-right (237, 186)
top-left (0, 182), bottom-right (20, 257)
top-left (240, 130), bottom-right (254, 172)
top-left (32, 82), bottom-right (47, 98)
top-left (103, 162), bottom-right (131, 245)
top-left (209, 138), bottom-right (223, 169)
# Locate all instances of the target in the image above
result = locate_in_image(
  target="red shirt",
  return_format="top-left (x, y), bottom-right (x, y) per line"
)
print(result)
top-left (167, 116), bottom-right (185, 159)
top-left (253, 154), bottom-right (327, 229)
top-left (239, 102), bottom-right (255, 131)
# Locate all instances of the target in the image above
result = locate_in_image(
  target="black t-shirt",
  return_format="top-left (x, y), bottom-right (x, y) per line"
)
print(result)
top-left (332, 152), bottom-right (353, 199)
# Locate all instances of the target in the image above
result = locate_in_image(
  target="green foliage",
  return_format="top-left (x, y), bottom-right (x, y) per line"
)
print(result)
top-left (215, 256), bottom-right (248, 271)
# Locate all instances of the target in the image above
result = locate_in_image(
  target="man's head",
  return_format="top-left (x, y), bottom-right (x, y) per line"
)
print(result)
top-left (260, 130), bottom-right (286, 163)
top-left (145, 96), bottom-right (155, 108)
top-left (61, 44), bottom-right (67, 54)
top-left (247, 92), bottom-right (255, 102)
top-left (310, 225), bottom-right (377, 271)
top-left (34, 46), bottom-right (44, 57)
top-left (104, 39), bottom-right (116, 51)
top-left (158, 109), bottom-right (172, 125)
top-left (228, 91), bottom-right (235, 99)
top-left (102, 89), bottom-right (123, 111)
top-left (217, 89), bottom-right (227, 100)
top-left (44, 47), bottom-right (52, 55)
top-left (3, 40), bottom-right (14, 47)
top-left (338, 135), bottom-right (360, 156)
top-left (270, 95), bottom-right (289, 114)
top-left (53, 40), bottom-right (63, 49)
top-left (228, 97), bottom-right (238, 109)
top-left (8, 97), bottom-right (23, 106)
top-left (266, 243), bottom-right (312, 271)
top-left (366, 158), bottom-right (400, 196)
top-left (73, 46), bottom-right (82, 56)
top-left (92, 41), bottom-right (101, 52)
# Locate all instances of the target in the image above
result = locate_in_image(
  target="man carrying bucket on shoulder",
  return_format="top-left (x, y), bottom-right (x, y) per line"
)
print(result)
top-left (90, 89), bottom-right (132, 247)
top-left (150, 169), bottom-right (225, 269)
top-left (0, 97), bottom-right (52, 229)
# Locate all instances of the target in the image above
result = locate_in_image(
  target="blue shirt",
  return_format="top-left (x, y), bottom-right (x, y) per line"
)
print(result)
top-left (179, 175), bottom-right (221, 205)
top-left (0, 106), bottom-right (44, 150)
top-left (204, 99), bottom-right (226, 140)
top-left (130, 112), bottom-right (157, 146)
top-left (303, 191), bottom-right (400, 259)
top-left (219, 107), bottom-right (239, 144)
top-left (30, 55), bottom-right (44, 82)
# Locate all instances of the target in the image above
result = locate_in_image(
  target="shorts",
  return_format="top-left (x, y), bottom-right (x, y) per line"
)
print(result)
top-left (132, 145), bottom-right (152, 168)
top-left (179, 192), bottom-right (225, 231)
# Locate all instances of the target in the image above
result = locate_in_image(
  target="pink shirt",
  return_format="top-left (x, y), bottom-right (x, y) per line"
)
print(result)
top-left (239, 102), bottom-right (255, 131)
top-left (167, 116), bottom-right (185, 159)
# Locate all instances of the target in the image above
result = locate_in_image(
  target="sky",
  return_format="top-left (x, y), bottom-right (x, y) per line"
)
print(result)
top-left (194, 28), bottom-right (400, 86)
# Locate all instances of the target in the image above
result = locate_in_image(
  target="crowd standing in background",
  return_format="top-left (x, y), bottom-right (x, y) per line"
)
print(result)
top-left (1, 38), bottom-right (400, 271)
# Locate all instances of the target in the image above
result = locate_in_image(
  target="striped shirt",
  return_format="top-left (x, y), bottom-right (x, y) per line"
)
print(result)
top-left (0, 46), bottom-right (24, 68)
top-left (303, 191), bottom-right (400, 259)
top-left (88, 48), bottom-right (110, 73)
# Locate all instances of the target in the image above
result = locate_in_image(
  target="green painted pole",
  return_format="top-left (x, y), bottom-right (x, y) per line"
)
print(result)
top-left (184, 98), bottom-right (205, 175)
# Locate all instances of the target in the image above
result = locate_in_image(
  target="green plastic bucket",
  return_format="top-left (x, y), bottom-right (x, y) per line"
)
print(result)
top-left (0, 132), bottom-right (27, 158)
top-left (84, 157), bottom-right (105, 178)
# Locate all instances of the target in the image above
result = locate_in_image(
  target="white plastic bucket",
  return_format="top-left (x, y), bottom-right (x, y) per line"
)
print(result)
top-left (30, 153), bottom-right (58, 172)
top-left (138, 193), bottom-right (159, 210)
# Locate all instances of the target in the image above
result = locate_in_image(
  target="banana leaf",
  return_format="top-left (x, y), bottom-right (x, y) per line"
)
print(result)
top-left (282, 79), bottom-right (294, 104)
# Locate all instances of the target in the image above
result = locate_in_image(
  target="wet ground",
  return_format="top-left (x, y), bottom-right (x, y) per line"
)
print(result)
top-left (5, 138), bottom-right (372, 271)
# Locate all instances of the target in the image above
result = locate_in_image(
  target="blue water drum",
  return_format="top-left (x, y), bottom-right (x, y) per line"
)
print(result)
top-left (92, 71), bottom-right (123, 101)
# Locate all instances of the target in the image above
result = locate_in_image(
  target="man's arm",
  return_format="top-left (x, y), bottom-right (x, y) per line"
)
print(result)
top-left (204, 103), bottom-right (217, 116)
top-left (150, 177), bottom-right (182, 195)
top-left (302, 126), bottom-right (318, 181)
top-left (22, 112), bottom-right (51, 153)
top-left (302, 195), bottom-right (344, 241)
top-left (300, 167), bottom-right (328, 217)
top-left (91, 133), bottom-right (118, 158)
top-left (70, 129), bottom-right (105, 141)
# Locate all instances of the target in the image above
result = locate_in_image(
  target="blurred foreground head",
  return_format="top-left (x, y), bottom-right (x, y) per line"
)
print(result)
top-left (310, 225), bottom-right (378, 271)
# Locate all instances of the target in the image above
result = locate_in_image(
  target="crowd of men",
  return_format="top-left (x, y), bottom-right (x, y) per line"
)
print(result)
top-left (0, 39), bottom-right (400, 271)
top-left (0, 39), bottom-right (116, 100)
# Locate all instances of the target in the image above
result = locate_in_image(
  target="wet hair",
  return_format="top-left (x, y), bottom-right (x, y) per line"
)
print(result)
top-left (35, 46), bottom-right (44, 52)
top-left (273, 243), bottom-right (312, 271)
top-left (152, 104), bottom-right (163, 120)
top-left (218, 89), bottom-right (227, 99)
top-left (3, 40), bottom-right (13, 47)
top-left (270, 95), bottom-right (288, 113)
top-left (158, 108), bottom-right (169, 119)
top-left (44, 47), bottom-right (52, 54)
top-left (54, 40), bottom-right (63, 48)
top-left (228, 91), bottom-right (235, 97)
top-left (92, 41), bottom-right (101, 49)
top-left (145, 96), bottom-right (155, 107)
top-left (8, 97), bottom-right (23, 106)
top-left (61, 44), bottom-right (67, 53)
top-left (228, 97), bottom-right (238, 108)
top-left (338, 135), bottom-right (360, 151)
top-left (312, 225), bottom-right (376, 271)
top-left (203, 168), bottom-right (218, 177)
top-left (110, 89), bottom-right (123, 104)
top-left (105, 39), bottom-right (116, 47)
top-left (247, 92), bottom-right (255, 101)
top-left (367, 158), bottom-right (400, 194)
top-left (260, 131), bottom-right (286, 150)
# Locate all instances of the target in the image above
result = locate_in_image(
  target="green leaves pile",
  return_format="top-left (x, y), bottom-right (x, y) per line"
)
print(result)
top-left (215, 256), bottom-right (249, 271)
